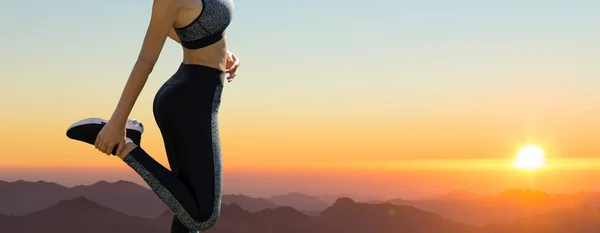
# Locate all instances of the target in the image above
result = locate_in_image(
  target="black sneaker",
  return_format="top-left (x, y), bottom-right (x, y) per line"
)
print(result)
top-left (66, 117), bottom-right (144, 155)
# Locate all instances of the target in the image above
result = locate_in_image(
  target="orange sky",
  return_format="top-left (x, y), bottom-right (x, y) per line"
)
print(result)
top-left (2, 98), bottom-right (600, 198)
top-left (2, 95), bottom-right (599, 167)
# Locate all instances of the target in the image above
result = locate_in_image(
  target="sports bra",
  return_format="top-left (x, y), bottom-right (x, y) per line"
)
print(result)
top-left (174, 0), bottom-right (234, 49)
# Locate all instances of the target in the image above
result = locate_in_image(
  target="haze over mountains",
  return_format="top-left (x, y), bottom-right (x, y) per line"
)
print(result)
top-left (0, 180), bottom-right (337, 218)
top-left (377, 189), bottom-right (600, 225)
top-left (2, 180), bottom-right (600, 233)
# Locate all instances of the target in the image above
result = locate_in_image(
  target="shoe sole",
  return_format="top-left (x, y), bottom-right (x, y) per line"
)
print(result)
top-left (67, 117), bottom-right (144, 133)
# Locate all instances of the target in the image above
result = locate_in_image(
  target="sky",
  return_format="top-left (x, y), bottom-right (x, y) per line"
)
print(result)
top-left (0, 0), bottom-right (599, 198)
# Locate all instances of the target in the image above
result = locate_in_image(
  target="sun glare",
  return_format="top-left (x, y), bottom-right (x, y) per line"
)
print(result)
top-left (514, 145), bottom-right (545, 171)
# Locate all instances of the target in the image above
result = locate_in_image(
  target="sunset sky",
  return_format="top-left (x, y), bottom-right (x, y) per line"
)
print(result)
top-left (0, 0), bottom-right (599, 199)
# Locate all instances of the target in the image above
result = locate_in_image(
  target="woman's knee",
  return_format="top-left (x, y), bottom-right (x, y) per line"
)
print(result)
top-left (185, 206), bottom-right (220, 231)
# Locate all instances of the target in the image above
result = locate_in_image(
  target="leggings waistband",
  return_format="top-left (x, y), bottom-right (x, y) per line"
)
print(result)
top-left (178, 63), bottom-right (225, 75)
top-left (170, 63), bottom-right (226, 85)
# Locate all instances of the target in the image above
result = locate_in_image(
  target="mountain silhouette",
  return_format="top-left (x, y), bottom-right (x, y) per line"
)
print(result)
top-left (0, 194), bottom-right (475, 233)
top-left (70, 180), bottom-right (167, 218)
top-left (153, 202), bottom-right (332, 233)
top-left (0, 197), bottom-right (168, 233)
top-left (0, 180), bottom-right (324, 217)
top-left (383, 188), bottom-right (596, 225)
top-left (481, 205), bottom-right (600, 233)
top-left (3, 193), bottom-right (600, 233)
top-left (318, 193), bottom-right (382, 204)
top-left (221, 194), bottom-right (279, 212)
top-left (5, 179), bottom-right (600, 232)
top-left (0, 180), bottom-right (167, 218)
top-left (319, 197), bottom-right (476, 233)
top-left (437, 190), bottom-right (480, 201)
top-left (267, 192), bottom-right (331, 212)
top-left (138, 197), bottom-right (471, 233)
top-left (0, 180), bottom-right (74, 215)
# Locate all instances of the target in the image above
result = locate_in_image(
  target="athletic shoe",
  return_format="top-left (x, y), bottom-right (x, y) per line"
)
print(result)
top-left (66, 117), bottom-right (144, 155)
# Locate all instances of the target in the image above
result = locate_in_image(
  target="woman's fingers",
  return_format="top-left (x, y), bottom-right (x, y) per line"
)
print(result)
top-left (226, 60), bottom-right (240, 83)
top-left (92, 123), bottom-right (126, 155)
top-left (100, 141), bottom-right (110, 155)
top-left (115, 140), bottom-right (125, 156)
top-left (94, 135), bottom-right (100, 149)
top-left (95, 135), bottom-right (110, 154)
top-left (231, 64), bottom-right (239, 75)
top-left (105, 142), bottom-right (116, 155)
top-left (227, 73), bottom-right (236, 82)
top-left (96, 137), bottom-right (104, 151)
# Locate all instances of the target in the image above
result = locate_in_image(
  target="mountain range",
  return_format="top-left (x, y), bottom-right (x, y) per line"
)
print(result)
top-left (0, 180), bottom-right (337, 218)
top-left (2, 194), bottom-right (600, 233)
top-left (2, 180), bottom-right (600, 232)
top-left (378, 188), bottom-right (600, 225)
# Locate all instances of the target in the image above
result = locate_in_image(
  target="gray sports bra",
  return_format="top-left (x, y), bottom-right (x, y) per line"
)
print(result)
top-left (174, 0), bottom-right (234, 49)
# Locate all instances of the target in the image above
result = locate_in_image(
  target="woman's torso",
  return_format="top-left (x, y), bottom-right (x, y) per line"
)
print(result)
top-left (171, 0), bottom-right (234, 71)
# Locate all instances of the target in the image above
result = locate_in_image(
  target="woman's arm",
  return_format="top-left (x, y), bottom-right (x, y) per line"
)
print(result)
top-left (110, 0), bottom-right (183, 126)
top-left (168, 28), bottom-right (181, 44)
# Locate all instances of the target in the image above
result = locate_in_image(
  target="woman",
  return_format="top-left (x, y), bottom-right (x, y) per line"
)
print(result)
top-left (65, 0), bottom-right (238, 232)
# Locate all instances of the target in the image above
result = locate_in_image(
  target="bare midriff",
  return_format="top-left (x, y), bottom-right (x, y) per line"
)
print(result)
top-left (171, 0), bottom-right (229, 71)
top-left (181, 38), bottom-right (228, 71)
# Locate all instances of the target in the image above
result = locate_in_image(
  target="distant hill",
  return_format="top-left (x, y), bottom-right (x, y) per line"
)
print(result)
top-left (318, 197), bottom-right (476, 233)
top-left (221, 194), bottom-right (278, 212)
top-left (5, 180), bottom-right (600, 229)
top-left (481, 205), bottom-right (600, 233)
top-left (318, 194), bottom-right (382, 204)
top-left (382, 189), bottom-right (597, 225)
top-left (267, 192), bottom-right (331, 212)
top-left (0, 180), bottom-right (74, 215)
top-left (0, 180), bottom-right (166, 218)
top-left (0, 180), bottom-right (285, 218)
top-left (437, 190), bottom-right (480, 201)
top-left (2, 196), bottom-right (467, 233)
top-left (70, 180), bottom-right (167, 218)
top-left (0, 197), bottom-right (167, 233)
top-left (2, 195), bottom-right (600, 233)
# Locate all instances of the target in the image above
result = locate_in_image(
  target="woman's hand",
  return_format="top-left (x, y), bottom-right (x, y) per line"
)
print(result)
top-left (225, 51), bottom-right (240, 83)
top-left (94, 121), bottom-right (127, 155)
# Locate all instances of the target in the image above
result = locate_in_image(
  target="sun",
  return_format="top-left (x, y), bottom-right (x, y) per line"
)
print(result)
top-left (514, 145), bottom-right (545, 171)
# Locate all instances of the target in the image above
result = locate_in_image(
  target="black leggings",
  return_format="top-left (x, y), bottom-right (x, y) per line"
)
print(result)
top-left (122, 63), bottom-right (224, 232)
